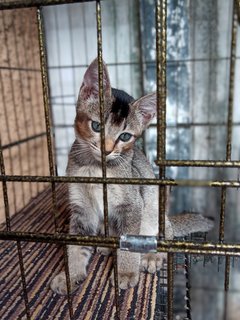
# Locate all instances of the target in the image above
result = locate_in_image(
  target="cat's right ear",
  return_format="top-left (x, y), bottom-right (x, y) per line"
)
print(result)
top-left (78, 58), bottom-right (111, 101)
top-left (133, 92), bottom-right (156, 129)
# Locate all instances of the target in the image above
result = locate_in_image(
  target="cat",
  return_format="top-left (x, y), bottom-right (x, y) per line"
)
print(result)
top-left (50, 58), bottom-right (213, 295)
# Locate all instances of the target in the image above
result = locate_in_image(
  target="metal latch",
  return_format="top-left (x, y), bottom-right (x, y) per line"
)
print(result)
top-left (120, 235), bottom-right (157, 253)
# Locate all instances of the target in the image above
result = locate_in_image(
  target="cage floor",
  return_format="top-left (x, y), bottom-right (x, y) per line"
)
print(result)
top-left (0, 184), bottom-right (169, 320)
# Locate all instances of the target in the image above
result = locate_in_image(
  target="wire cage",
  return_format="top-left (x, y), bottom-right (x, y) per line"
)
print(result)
top-left (0, 0), bottom-right (240, 319)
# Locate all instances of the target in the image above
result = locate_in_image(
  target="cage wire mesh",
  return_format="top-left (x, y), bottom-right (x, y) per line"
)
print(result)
top-left (0, 0), bottom-right (240, 319)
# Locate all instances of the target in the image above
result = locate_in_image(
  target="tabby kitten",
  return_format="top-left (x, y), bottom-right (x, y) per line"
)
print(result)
top-left (51, 58), bottom-right (213, 294)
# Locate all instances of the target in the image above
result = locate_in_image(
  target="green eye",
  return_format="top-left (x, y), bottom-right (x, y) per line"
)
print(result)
top-left (91, 121), bottom-right (101, 132)
top-left (119, 132), bottom-right (132, 142)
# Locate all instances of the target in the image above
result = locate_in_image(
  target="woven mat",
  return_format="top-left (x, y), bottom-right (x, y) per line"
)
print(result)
top-left (0, 184), bottom-right (174, 320)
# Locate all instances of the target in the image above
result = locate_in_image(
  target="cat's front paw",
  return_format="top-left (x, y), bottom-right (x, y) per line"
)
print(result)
top-left (141, 253), bottom-right (167, 273)
top-left (50, 271), bottom-right (86, 295)
top-left (118, 271), bottom-right (139, 290)
top-left (96, 247), bottom-right (112, 256)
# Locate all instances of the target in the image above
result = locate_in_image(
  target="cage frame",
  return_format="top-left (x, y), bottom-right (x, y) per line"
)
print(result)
top-left (0, 0), bottom-right (240, 319)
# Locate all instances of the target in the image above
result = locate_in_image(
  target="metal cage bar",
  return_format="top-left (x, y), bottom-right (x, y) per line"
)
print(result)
top-left (0, 138), bottom-right (11, 231)
top-left (20, 11), bottom-right (41, 193)
top-left (167, 253), bottom-right (174, 320)
top-left (36, 7), bottom-right (58, 232)
top-left (2, 230), bottom-right (240, 256)
top-left (0, 1), bottom-right (239, 319)
top-left (0, 0), bottom-right (95, 10)
top-left (237, 0), bottom-right (240, 23)
top-left (184, 254), bottom-right (192, 320)
top-left (0, 69), bottom-right (18, 214)
top-left (156, 0), bottom-right (167, 239)
top-left (96, 0), bottom-right (109, 237)
top-left (219, 2), bottom-right (238, 293)
top-left (63, 245), bottom-right (74, 318)
top-left (16, 241), bottom-right (31, 320)
top-left (2, 174), bottom-right (240, 188)
top-left (95, 0), bottom-right (120, 316)
top-left (156, 159), bottom-right (240, 167)
top-left (226, 0), bottom-right (238, 162)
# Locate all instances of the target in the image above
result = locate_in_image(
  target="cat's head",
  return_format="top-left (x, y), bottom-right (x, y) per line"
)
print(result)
top-left (74, 58), bottom-right (156, 163)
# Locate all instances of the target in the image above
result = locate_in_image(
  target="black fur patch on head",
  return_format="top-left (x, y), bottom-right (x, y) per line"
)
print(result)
top-left (110, 88), bottom-right (134, 125)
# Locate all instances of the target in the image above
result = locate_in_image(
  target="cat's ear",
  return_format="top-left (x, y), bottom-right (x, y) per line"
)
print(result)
top-left (79, 58), bottom-right (111, 101)
top-left (133, 92), bottom-right (156, 128)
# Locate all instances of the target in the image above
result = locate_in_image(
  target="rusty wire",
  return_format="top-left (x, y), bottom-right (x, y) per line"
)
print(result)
top-left (36, 7), bottom-right (58, 233)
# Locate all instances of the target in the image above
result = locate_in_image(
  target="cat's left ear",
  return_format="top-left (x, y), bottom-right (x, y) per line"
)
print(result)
top-left (133, 92), bottom-right (156, 128)
top-left (78, 58), bottom-right (111, 101)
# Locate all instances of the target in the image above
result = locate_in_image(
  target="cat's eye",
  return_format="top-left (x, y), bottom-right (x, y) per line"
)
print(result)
top-left (119, 132), bottom-right (132, 142)
top-left (91, 121), bottom-right (101, 133)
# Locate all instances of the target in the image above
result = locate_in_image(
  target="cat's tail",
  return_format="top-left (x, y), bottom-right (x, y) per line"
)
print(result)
top-left (169, 212), bottom-right (214, 237)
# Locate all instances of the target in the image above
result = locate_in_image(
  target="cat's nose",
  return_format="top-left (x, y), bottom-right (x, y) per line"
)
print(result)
top-left (105, 139), bottom-right (114, 155)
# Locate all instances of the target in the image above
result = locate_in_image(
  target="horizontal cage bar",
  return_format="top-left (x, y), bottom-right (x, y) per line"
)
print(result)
top-left (0, 231), bottom-right (240, 256)
top-left (1, 132), bottom-right (46, 150)
top-left (0, 0), bottom-right (95, 10)
top-left (156, 160), bottom-right (240, 167)
top-left (1, 174), bottom-right (240, 188)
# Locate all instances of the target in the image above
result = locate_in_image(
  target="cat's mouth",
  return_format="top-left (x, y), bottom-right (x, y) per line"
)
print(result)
top-left (90, 147), bottom-right (119, 164)
top-left (92, 151), bottom-right (116, 162)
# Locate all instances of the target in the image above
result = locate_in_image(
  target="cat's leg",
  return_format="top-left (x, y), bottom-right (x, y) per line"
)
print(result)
top-left (140, 195), bottom-right (173, 273)
top-left (115, 205), bottom-right (142, 290)
top-left (50, 210), bottom-right (98, 295)
top-left (141, 252), bottom-right (167, 273)
top-left (117, 250), bottom-right (140, 289)
top-left (140, 211), bottom-right (173, 274)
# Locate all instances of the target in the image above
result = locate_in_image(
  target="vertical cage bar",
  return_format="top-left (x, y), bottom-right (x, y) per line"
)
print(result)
top-left (36, 7), bottom-right (58, 232)
top-left (0, 70), bottom-right (18, 213)
top-left (113, 250), bottom-right (120, 319)
top-left (218, 5), bottom-right (238, 295)
top-left (156, 0), bottom-right (167, 238)
top-left (223, 256), bottom-right (231, 320)
top-left (167, 253), bottom-right (174, 320)
top-left (237, 0), bottom-right (240, 23)
top-left (29, 13), bottom-right (46, 191)
top-left (16, 241), bottom-right (31, 320)
top-left (63, 245), bottom-right (74, 319)
top-left (226, 0), bottom-right (237, 161)
top-left (218, 2), bottom-right (238, 278)
top-left (95, 2), bottom-right (119, 316)
top-left (21, 11), bottom-right (40, 194)
top-left (96, 0), bottom-right (109, 237)
top-left (219, 187), bottom-right (227, 242)
top-left (184, 254), bottom-right (192, 320)
top-left (156, 0), bottom-right (167, 171)
top-left (0, 138), bottom-right (11, 231)
top-left (224, 256), bottom-right (231, 291)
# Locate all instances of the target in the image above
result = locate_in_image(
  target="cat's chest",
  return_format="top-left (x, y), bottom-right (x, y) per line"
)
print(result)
top-left (72, 165), bottom-right (124, 214)
top-left (76, 165), bottom-right (103, 178)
